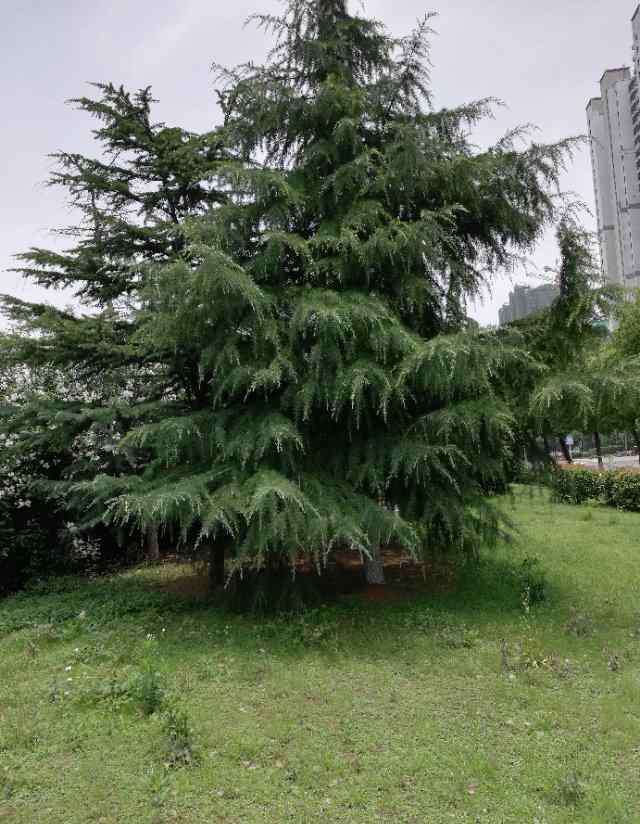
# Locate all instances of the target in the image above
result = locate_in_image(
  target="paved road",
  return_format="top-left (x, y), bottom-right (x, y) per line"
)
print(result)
top-left (574, 455), bottom-right (640, 470)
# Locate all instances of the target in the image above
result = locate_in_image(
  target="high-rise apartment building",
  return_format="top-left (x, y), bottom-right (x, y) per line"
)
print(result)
top-left (498, 283), bottom-right (559, 326)
top-left (587, 6), bottom-right (640, 285)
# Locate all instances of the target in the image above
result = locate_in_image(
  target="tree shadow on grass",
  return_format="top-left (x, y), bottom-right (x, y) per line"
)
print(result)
top-left (0, 572), bottom-right (206, 637)
top-left (0, 549), bottom-right (575, 667)
top-left (140, 551), bottom-right (577, 669)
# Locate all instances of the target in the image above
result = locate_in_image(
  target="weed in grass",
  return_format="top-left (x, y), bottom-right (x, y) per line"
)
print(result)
top-left (603, 647), bottom-right (623, 672)
top-left (24, 639), bottom-right (39, 659)
top-left (70, 638), bottom-right (114, 666)
top-left (1, 783), bottom-right (13, 803)
top-left (67, 728), bottom-right (87, 755)
top-left (194, 659), bottom-right (222, 682)
top-left (581, 510), bottom-right (594, 522)
top-left (499, 639), bottom-right (536, 674)
top-left (136, 634), bottom-right (166, 715)
top-left (555, 769), bottom-right (586, 807)
top-left (400, 610), bottom-right (440, 634)
top-left (518, 557), bottom-right (548, 613)
top-left (84, 666), bottom-right (166, 715)
top-left (148, 770), bottom-right (171, 819)
top-left (83, 632), bottom-right (168, 715)
top-left (289, 610), bottom-right (339, 648)
top-left (500, 639), bottom-right (511, 673)
top-left (25, 575), bottom-right (84, 596)
top-left (238, 658), bottom-right (270, 686)
top-left (34, 622), bottom-right (59, 642)
top-left (162, 705), bottom-right (197, 768)
top-left (499, 640), bottom-right (572, 679)
top-left (0, 769), bottom-right (25, 805)
top-left (0, 577), bottom-right (180, 636)
top-left (48, 680), bottom-right (63, 703)
top-left (435, 623), bottom-right (478, 649)
top-left (135, 667), bottom-right (166, 716)
top-left (88, 672), bottom-right (134, 706)
top-left (565, 608), bottom-right (594, 638)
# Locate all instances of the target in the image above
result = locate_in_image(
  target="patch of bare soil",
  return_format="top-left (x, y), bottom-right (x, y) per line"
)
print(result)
top-left (149, 547), bottom-right (456, 604)
top-left (316, 547), bottom-right (457, 599)
top-left (562, 462), bottom-right (640, 474)
top-left (153, 567), bottom-right (210, 601)
top-left (357, 584), bottom-right (417, 603)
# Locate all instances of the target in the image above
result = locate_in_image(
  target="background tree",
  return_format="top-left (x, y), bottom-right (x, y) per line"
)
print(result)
top-left (588, 363), bottom-right (640, 465)
top-left (522, 220), bottom-right (616, 462)
top-left (598, 302), bottom-right (640, 461)
top-left (1, 83), bottom-right (229, 563)
top-left (611, 290), bottom-right (640, 359)
top-left (0, 361), bottom-right (111, 593)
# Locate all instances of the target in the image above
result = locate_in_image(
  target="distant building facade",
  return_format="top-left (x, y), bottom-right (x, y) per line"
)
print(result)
top-left (498, 283), bottom-right (559, 327)
top-left (587, 6), bottom-right (640, 285)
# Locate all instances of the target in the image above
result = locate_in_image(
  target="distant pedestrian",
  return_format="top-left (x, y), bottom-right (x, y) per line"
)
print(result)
top-left (566, 434), bottom-right (574, 462)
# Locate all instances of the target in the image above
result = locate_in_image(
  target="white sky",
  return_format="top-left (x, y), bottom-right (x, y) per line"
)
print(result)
top-left (2, 0), bottom-right (638, 324)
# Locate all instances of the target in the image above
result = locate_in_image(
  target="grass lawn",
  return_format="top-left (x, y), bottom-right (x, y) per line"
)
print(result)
top-left (1, 486), bottom-right (640, 823)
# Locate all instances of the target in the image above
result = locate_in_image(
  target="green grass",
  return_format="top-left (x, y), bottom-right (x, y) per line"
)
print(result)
top-left (1, 487), bottom-right (640, 823)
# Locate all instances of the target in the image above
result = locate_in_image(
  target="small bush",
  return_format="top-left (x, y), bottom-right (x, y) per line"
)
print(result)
top-left (548, 467), bottom-right (640, 513)
top-left (600, 471), bottom-right (640, 512)
top-left (0, 498), bottom-right (60, 597)
top-left (85, 671), bottom-right (147, 709)
top-left (81, 655), bottom-right (165, 715)
top-left (549, 467), bottom-right (602, 505)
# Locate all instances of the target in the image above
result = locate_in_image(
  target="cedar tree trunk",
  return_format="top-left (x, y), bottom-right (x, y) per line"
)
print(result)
top-left (146, 524), bottom-right (160, 563)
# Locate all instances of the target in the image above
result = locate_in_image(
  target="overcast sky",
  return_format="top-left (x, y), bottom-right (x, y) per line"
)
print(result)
top-left (2, 0), bottom-right (638, 324)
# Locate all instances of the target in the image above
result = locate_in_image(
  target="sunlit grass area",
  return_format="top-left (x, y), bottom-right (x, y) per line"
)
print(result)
top-left (1, 487), bottom-right (639, 823)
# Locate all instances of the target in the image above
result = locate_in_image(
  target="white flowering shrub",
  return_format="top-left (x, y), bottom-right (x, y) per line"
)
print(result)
top-left (0, 456), bottom-right (54, 594)
top-left (0, 364), bottom-right (159, 593)
top-left (0, 427), bottom-right (102, 593)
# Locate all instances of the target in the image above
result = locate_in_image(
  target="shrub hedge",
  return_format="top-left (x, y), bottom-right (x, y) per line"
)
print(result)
top-left (549, 467), bottom-right (640, 511)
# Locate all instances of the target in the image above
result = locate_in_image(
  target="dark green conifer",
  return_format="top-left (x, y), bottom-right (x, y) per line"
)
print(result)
top-left (4, 2), bottom-right (579, 599)
top-left (1, 82), bottom-right (228, 560)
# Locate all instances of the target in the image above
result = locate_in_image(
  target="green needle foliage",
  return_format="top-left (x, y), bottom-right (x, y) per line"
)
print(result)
top-left (3, 1), bottom-right (580, 599)
top-left (0, 83), bottom-right (230, 583)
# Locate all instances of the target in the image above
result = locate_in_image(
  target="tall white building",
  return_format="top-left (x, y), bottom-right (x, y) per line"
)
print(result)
top-left (588, 6), bottom-right (640, 285)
